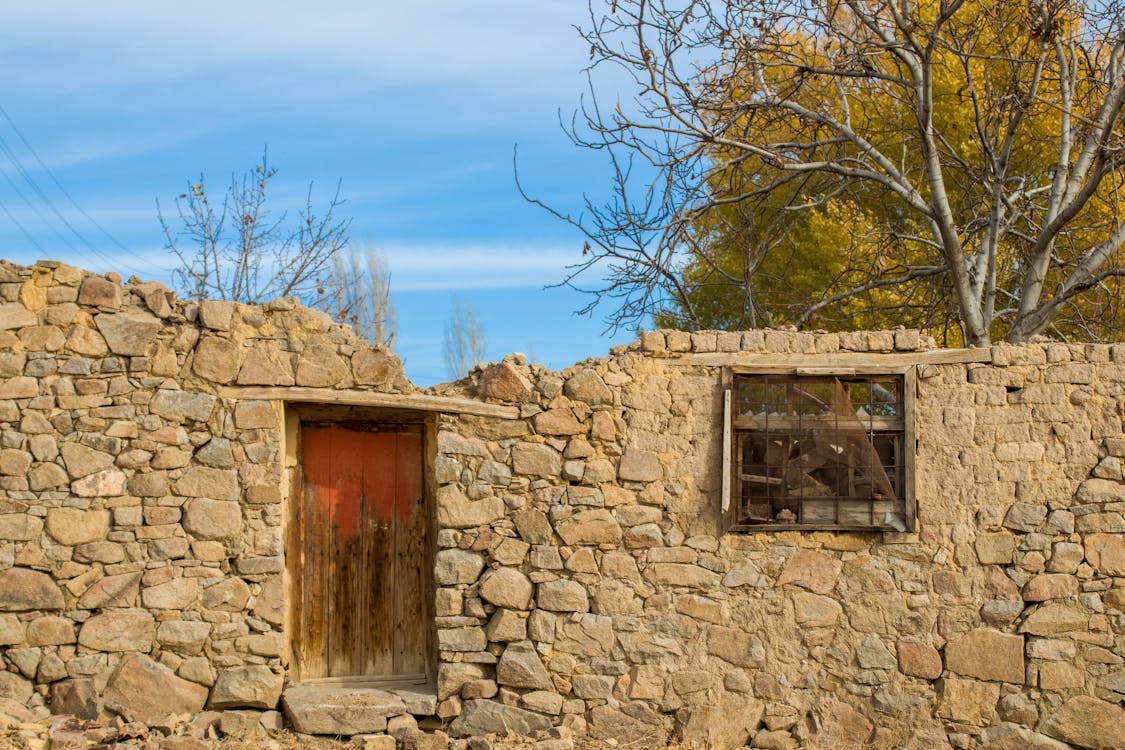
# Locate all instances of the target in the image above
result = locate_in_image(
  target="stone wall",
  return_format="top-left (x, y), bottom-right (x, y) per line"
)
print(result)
top-left (0, 261), bottom-right (408, 724)
top-left (429, 332), bottom-right (1125, 749)
top-left (0, 260), bottom-right (1123, 749)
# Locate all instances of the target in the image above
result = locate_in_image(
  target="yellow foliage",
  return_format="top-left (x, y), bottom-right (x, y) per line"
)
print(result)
top-left (661, 0), bottom-right (1125, 342)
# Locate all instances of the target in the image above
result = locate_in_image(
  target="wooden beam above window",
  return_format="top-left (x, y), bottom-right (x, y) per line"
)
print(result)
top-left (666, 348), bottom-right (991, 371)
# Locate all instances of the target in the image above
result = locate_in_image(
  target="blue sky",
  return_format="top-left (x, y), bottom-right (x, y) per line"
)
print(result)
top-left (0, 1), bottom-right (638, 385)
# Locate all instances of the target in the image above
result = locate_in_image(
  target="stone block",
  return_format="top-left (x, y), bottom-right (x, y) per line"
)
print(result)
top-left (78, 611), bottom-right (155, 652)
top-left (437, 627), bottom-right (486, 652)
top-left (436, 485), bottom-right (505, 529)
top-left (1085, 534), bottom-right (1125, 576)
top-left (77, 276), bottom-right (120, 309)
top-left (0, 449), bottom-right (30, 475)
top-left (198, 300), bottom-right (235, 330)
top-left (50, 678), bottom-right (98, 720)
top-left (479, 567), bottom-right (533, 609)
top-left (252, 577), bottom-right (284, 625)
top-left (1022, 574), bottom-right (1077, 602)
top-left (708, 625), bottom-right (764, 667)
top-left (976, 532), bottom-right (1017, 564)
top-left (95, 312), bottom-right (161, 355)
top-left (792, 592), bottom-right (842, 627)
top-left (586, 704), bottom-right (667, 746)
top-left (897, 639), bottom-right (943, 679)
top-left (0, 567), bottom-right (64, 611)
top-left (555, 509), bottom-right (621, 546)
top-left (681, 694), bottom-right (764, 750)
top-left (0, 376), bottom-right (37, 399)
top-left (1004, 503), bottom-right (1047, 532)
top-left (141, 577), bottom-right (199, 609)
top-left (157, 620), bottom-right (212, 655)
top-left (45, 507), bottom-right (109, 546)
top-left (26, 615), bottom-right (74, 646)
top-left (209, 666), bottom-right (284, 710)
top-left (103, 654), bottom-right (209, 724)
top-left (564, 369), bottom-right (612, 404)
top-left (449, 699), bottom-right (552, 737)
top-left (0, 302), bottom-right (38, 329)
top-left (282, 685), bottom-right (406, 734)
top-left (233, 401), bottom-right (277, 429)
top-left (618, 449), bottom-right (662, 481)
top-left (68, 465), bottom-right (125, 497)
top-left (237, 344), bottom-right (294, 386)
top-left (295, 339), bottom-right (349, 387)
top-left (192, 337), bottom-right (240, 383)
top-left (496, 641), bottom-right (552, 690)
top-left (511, 443), bottom-right (562, 477)
top-left (434, 549), bottom-right (485, 586)
top-left (77, 571), bottom-right (141, 609)
top-left (534, 409), bottom-right (586, 436)
top-left (200, 578), bottom-right (250, 611)
top-left (513, 508), bottom-right (553, 544)
top-left (352, 349), bottom-right (403, 388)
top-left (0, 514), bottom-right (43, 541)
top-left (1038, 661), bottom-right (1084, 690)
top-left (0, 614), bottom-right (25, 645)
top-left (1019, 603), bottom-right (1087, 635)
top-left (1042, 696), bottom-right (1125, 749)
top-left (484, 609), bottom-right (526, 642)
top-left (937, 677), bottom-right (1000, 726)
top-left (946, 628), bottom-right (1024, 683)
top-left (175, 466), bottom-right (239, 501)
top-left (536, 580), bottom-right (589, 612)
top-left (776, 550), bottom-right (842, 594)
top-left (182, 497), bottom-right (242, 540)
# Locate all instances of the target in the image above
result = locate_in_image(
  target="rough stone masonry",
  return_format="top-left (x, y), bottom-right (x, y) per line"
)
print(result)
top-left (0, 259), bottom-right (1123, 749)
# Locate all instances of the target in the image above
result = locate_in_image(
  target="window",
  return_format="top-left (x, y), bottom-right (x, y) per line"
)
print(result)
top-left (722, 370), bottom-right (914, 531)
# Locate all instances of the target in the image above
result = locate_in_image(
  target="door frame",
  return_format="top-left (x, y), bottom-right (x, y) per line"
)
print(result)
top-left (281, 402), bottom-right (436, 687)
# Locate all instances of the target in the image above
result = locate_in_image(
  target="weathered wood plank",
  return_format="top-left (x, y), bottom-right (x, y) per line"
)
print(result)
top-left (731, 415), bottom-right (902, 431)
top-left (220, 386), bottom-right (518, 419)
top-left (394, 432), bottom-right (428, 676)
top-left (665, 348), bottom-right (992, 369)
top-left (327, 429), bottom-right (361, 677)
top-left (361, 432), bottom-right (396, 677)
top-left (295, 424), bottom-right (429, 681)
top-left (285, 455), bottom-right (305, 681)
top-left (298, 427), bottom-right (334, 680)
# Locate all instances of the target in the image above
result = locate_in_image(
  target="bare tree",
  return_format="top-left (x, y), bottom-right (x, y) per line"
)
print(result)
top-left (323, 242), bottom-right (396, 348)
top-left (161, 150), bottom-right (349, 305)
top-left (443, 296), bottom-right (487, 379)
top-left (524, 0), bottom-right (1125, 345)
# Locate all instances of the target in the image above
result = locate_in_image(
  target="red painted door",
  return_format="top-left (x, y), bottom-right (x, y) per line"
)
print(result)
top-left (291, 424), bottom-right (428, 681)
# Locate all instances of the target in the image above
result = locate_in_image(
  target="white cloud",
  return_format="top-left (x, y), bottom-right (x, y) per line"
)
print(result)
top-left (0, 1), bottom-right (590, 100)
top-left (381, 242), bottom-right (577, 291)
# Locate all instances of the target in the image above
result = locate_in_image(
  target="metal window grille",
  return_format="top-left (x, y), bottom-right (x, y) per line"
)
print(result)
top-left (730, 374), bottom-right (908, 530)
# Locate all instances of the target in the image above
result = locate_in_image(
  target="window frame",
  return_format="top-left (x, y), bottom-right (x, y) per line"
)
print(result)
top-left (721, 365), bottom-right (917, 533)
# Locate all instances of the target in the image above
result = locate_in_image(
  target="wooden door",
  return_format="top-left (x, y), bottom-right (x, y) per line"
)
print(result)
top-left (290, 424), bottom-right (429, 682)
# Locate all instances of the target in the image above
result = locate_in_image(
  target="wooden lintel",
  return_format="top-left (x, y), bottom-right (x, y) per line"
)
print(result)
top-left (665, 348), bottom-right (992, 370)
top-left (218, 386), bottom-right (519, 420)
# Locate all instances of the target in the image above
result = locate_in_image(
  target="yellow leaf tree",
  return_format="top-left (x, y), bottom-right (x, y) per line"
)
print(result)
top-left (533, 0), bottom-right (1125, 344)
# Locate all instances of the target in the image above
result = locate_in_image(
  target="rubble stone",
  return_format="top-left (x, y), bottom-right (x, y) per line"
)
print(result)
top-left (78, 611), bottom-right (155, 652)
top-left (103, 654), bottom-right (209, 724)
top-left (209, 666), bottom-right (283, 710)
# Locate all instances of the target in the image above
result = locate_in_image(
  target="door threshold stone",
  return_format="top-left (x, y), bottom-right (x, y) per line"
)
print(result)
top-left (281, 683), bottom-right (437, 735)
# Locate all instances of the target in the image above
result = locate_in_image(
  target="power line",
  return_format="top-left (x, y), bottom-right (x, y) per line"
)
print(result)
top-left (0, 102), bottom-right (159, 270)
top-left (0, 103), bottom-right (143, 260)
top-left (0, 129), bottom-right (117, 268)
top-left (0, 155), bottom-right (83, 254)
top-left (0, 195), bottom-right (46, 253)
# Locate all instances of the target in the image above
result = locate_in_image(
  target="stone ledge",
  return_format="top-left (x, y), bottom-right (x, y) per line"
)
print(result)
top-left (281, 683), bottom-right (436, 735)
